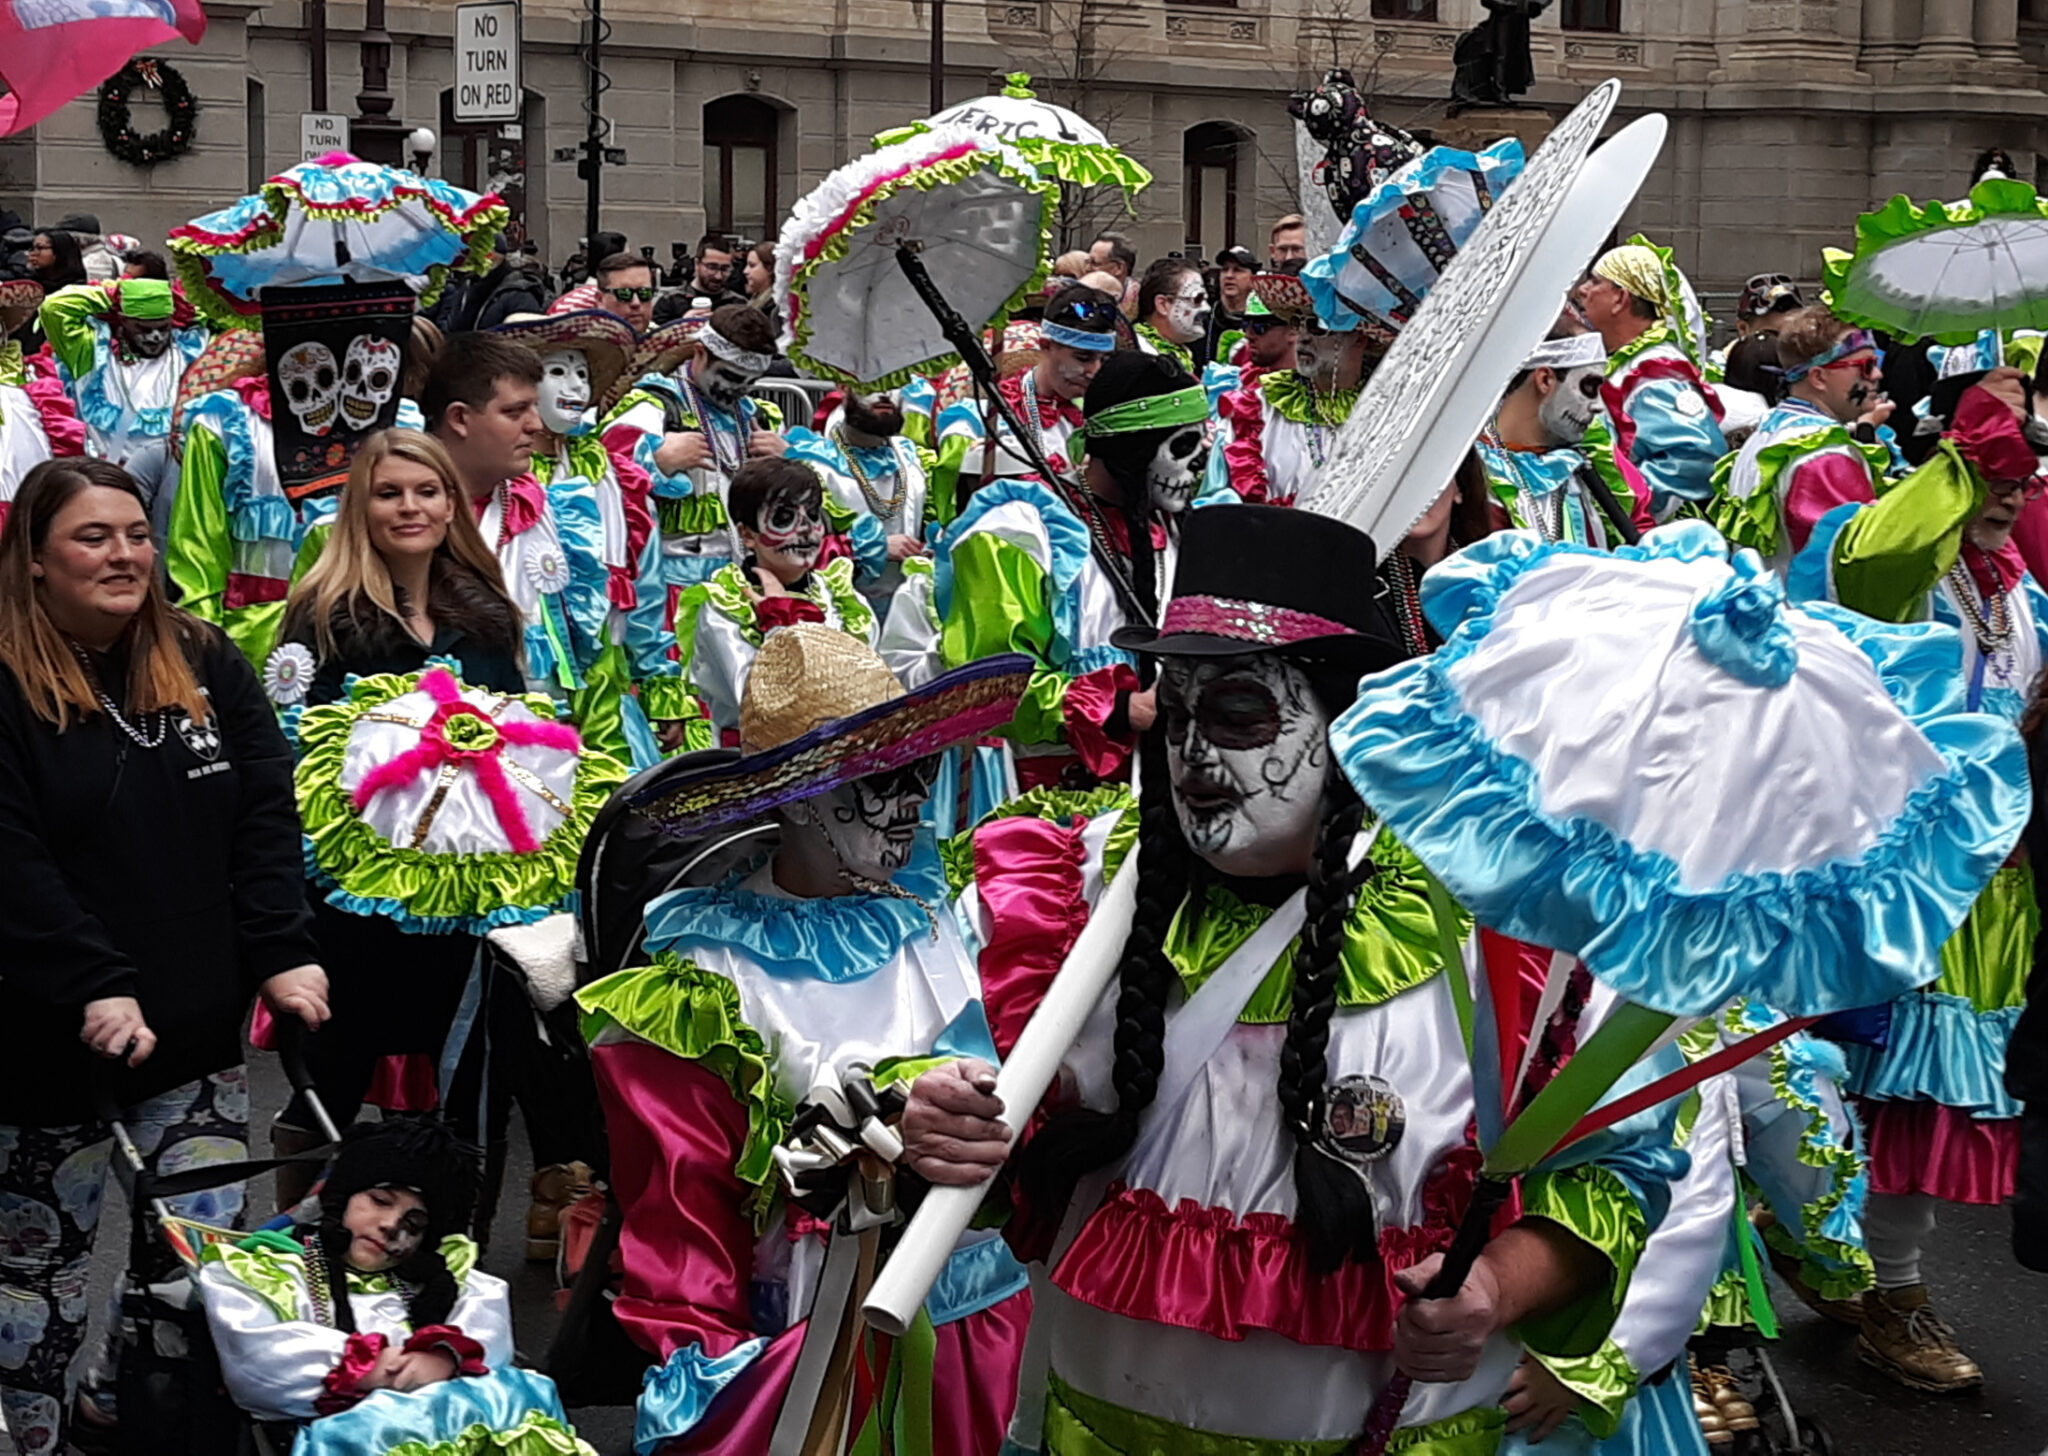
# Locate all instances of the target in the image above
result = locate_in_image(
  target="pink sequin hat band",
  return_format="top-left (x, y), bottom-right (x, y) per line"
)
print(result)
top-left (1160, 595), bottom-right (1358, 647)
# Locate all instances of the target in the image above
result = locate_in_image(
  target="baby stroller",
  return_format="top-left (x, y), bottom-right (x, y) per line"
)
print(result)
top-left (544, 748), bottom-right (775, 1407)
top-left (93, 1027), bottom-right (343, 1456)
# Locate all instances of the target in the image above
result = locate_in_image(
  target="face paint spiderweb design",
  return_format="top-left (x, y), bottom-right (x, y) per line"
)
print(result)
top-left (1161, 654), bottom-right (1331, 877)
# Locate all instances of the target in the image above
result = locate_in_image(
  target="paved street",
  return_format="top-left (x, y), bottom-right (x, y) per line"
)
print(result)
top-left (16, 1048), bottom-right (2045, 1456)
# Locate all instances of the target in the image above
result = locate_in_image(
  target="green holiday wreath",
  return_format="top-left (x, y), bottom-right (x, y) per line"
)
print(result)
top-left (97, 59), bottom-right (198, 168)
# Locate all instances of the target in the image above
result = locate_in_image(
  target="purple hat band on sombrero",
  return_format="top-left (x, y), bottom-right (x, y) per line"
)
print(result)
top-left (1158, 595), bottom-right (1360, 649)
top-left (627, 653), bottom-right (1036, 837)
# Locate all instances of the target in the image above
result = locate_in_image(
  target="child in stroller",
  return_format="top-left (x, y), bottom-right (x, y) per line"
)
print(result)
top-left (196, 1119), bottom-right (594, 1456)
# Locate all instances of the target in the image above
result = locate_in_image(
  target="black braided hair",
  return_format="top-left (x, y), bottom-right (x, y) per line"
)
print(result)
top-left (309, 1215), bottom-right (461, 1331)
top-left (1014, 729), bottom-right (1190, 1216)
top-left (309, 1117), bottom-right (482, 1333)
top-left (1276, 782), bottom-right (1383, 1274)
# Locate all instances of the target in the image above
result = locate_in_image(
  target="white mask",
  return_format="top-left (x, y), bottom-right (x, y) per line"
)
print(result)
top-left (537, 348), bottom-right (593, 436)
top-left (792, 765), bottom-right (934, 882)
top-left (1147, 425), bottom-right (1208, 514)
top-left (1160, 286), bottom-right (1212, 345)
top-left (1162, 653), bottom-right (1330, 877)
top-left (1538, 364), bottom-right (1604, 446)
top-left (695, 357), bottom-right (764, 414)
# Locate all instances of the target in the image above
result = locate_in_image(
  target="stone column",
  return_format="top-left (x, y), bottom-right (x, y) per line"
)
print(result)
top-left (1976, 0), bottom-right (2027, 71)
top-left (1860, 0), bottom-right (1917, 79)
top-left (1908, 0), bottom-right (1982, 71)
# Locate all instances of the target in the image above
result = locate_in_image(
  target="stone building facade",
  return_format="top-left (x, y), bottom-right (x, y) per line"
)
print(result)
top-left (0, 0), bottom-right (2045, 310)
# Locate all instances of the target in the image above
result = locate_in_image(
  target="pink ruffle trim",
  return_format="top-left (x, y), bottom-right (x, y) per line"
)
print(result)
top-left (1861, 1098), bottom-right (2019, 1205)
top-left (317, 1331), bottom-right (388, 1415)
top-left (755, 594), bottom-right (826, 631)
top-left (1063, 663), bottom-right (1140, 780)
top-left (973, 813), bottom-right (1090, 1061)
top-left (1216, 382), bottom-right (1272, 503)
top-left (403, 1324), bottom-right (489, 1377)
top-left (23, 348), bottom-right (84, 457)
top-left (608, 438), bottom-right (656, 570)
top-left (1052, 1148), bottom-right (1481, 1352)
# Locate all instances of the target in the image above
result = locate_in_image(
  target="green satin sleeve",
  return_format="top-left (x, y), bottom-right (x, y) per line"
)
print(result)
top-left (938, 530), bottom-right (1073, 747)
top-left (1526, 1336), bottom-right (1636, 1441)
top-left (1831, 439), bottom-right (1985, 623)
top-left (38, 283), bottom-right (108, 382)
top-left (1512, 1163), bottom-right (1648, 1361)
top-left (916, 441), bottom-right (950, 528)
top-left (167, 426), bottom-right (231, 626)
top-left (578, 955), bottom-right (793, 1224)
top-left (927, 432), bottom-right (975, 528)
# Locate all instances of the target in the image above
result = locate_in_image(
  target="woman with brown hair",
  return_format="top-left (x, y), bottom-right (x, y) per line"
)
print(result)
top-left (267, 429), bottom-right (528, 1192)
top-left (0, 457), bottom-right (328, 1455)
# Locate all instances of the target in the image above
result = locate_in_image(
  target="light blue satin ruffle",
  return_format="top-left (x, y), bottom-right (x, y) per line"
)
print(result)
top-left (1333, 523), bottom-right (2031, 1019)
top-left (1783, 499), bottom-right (1853, 609)
top-left (395, 397), bottom-right (427, 431)
top-left (900, 375), bottom-right (937, 418)
top-left (935, 478), bottom-right (1097, 671)
top-left (642, 847), bottom-right (951, 983)
top-left (1564, 1363), bottom-right (1710, 1456)
top-left (1846, 993), bottom-right (2022, 1118)
top-left (543, 472), bottom-right (614, 669)
top-left (1689, 551), bottom-right (1797, 688)
top-left (634, 1337), bottom-right (769, 1456)
top-left (295, 1365), bottom-right (575, 1456)
top-left (927, 1232), bottom-right (1031, 1326)
top-left (187, 390), bottom-right (297, 546)
top-left (848, 511), bottom-right (890, 585)
top-left (1200, 359), bottom-right (1241, 407)
top-left (74, 323), bottom-right (206, 438)
top-left (1622, 376), bottom-right (1726, 515)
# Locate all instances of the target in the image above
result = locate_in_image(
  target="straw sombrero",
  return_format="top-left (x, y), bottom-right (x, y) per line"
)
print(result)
top-left (627, 625), bottom-right (1034, 836)
top-left (171, 327), bottom-right (265, 459)
top-left (495, 310), bottom-right (635, 415)
top-left (0, 279), bottom-right (42, 336)
top-left (609, 317), bottom-right (706, 414)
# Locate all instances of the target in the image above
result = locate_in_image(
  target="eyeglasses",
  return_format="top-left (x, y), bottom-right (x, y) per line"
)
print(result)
top-left (604, 286), bottom-right (658, 302)
top-left (1986, 475), bottom-right (2047, 502)
top-left (1815, 353), bottom-right (1880, 380)
top-left (698, 260), bottom-right (733, 274)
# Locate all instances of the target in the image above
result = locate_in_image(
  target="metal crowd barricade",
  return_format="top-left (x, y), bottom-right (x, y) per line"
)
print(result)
top-left (750, 377), bottom-right (836, 434)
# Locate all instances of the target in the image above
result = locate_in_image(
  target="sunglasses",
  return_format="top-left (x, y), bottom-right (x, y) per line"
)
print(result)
top-left (605, 286), bottom-right (658, 302)
top-left (1986, 475), bottom-right (2048, 502)
top-left (1815, 353), bottom-right (1880, 380)
top-left (1246, 318), bottom-right (1290, 336)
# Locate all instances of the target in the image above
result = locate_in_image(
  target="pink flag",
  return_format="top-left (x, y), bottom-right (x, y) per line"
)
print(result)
top-left (0, 0), bottom-right (206, 136)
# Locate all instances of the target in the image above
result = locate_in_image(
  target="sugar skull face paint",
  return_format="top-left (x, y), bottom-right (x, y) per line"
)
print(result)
top-left (1538, 364), bottom-right (1605, 445)
top-left (696, 357), bottom-right (765, 414)
top-left (743, 485), bottom-right (826, 577)
top-left (799, 759), bottom-right (938, 882)
top-left (1147, 425), bottom-right (1208, 514)
top-left (1160, 652), bottom-right (1330, 877)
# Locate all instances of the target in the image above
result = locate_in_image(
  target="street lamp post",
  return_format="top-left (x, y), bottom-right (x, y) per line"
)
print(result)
top-left (409, 126), bottom-right (437, 176)
top-left (929, 0), bottom-right (944, 113)
top-left (350, 0), bottom-right (409, 164)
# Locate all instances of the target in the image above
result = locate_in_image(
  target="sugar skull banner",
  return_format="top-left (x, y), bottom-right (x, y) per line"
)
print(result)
top-left (261, 281), bottom-right (414, 501)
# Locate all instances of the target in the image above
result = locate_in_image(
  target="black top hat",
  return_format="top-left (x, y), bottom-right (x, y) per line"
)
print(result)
top-left (1112, 504), bottom-right (1405, 672)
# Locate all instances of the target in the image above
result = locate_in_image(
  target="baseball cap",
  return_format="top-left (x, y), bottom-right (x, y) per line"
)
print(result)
top-left (1215, 245), bottom-right (1258, 269)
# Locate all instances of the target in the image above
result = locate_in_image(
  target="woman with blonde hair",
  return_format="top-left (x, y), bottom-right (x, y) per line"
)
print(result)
top-left (268, 429), bottom-right (526, 1192)
top-left (0, 457), bottom-right (328, 1454)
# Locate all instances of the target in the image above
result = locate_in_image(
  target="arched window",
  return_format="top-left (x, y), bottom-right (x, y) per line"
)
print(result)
top-left (704, 95), bottom-right (780, 241)
top-left (1184, 122), bottom-right (1247, 259)
top-left (1560, 0), bottom-right (1621, 31)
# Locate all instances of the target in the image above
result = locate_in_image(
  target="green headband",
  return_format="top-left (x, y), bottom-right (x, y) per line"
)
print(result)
top-left (116, 279), bottom-right (173, 321)
top-left (1085, 385), bottom-right (1211, 438)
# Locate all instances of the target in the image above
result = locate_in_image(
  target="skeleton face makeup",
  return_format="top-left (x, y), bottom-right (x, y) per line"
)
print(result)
top-left (340, 334), bottom-right (401, 430)
top-left (1161, 653), bottom-right (1331, 877)
top-left (1158, 281), bottom-right (1212, 345)
top-left (279, 341), bottom-right (341, 436)
top-left (743, 487), bottom-right (826, 579)
top-left (116, 315), bottom-right (174, 360)
top-left (1146, 425), bottom-right (1207, 514)
top-left (845, 389), bottom-right (904, 437)
top-left (1294, 326), bottom-right (1342, 390)
top-left (799, 762), bottom-right (937, 883)
top-left (537, 348), bottom-right (594, 436)
top-left (1537, 363), bottom-right (1605, 445)
top-left (695, 356), bottom-right (764, 414)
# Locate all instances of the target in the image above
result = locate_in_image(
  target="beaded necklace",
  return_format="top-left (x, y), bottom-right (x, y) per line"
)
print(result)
top-left (833, 427), bottom-right (907, 520)
top-left (1946, 557), bottom-right (2014, 657)
top-left (681, 374), bottom-right (744, 479)
top-left (68, 640), bottom-right (166, 748)
top-left (1381, 552), bottom-right (1430, 658)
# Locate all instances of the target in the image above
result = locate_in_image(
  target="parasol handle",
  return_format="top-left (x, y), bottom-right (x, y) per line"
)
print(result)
top-left (1572, 463), bottom-right (1641, 546)
top-left (893, 243), bottom-right (1070, 489)
top-left (1350, 1175), bottom-right (1514, 1456)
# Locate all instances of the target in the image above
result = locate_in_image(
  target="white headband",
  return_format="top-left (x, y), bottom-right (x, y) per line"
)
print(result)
top-left (701, 326), bottom-right (776, 374)
top-left (1520, 332), bottom-right (1607, 374)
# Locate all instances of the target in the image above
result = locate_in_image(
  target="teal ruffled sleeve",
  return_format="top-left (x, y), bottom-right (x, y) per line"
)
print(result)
top-left (848, 511), bottom-right (890, 585)
top-left (1626, 376), bottom-right (1726, 518)
top-left (547, 472), bottom-right (614, 672)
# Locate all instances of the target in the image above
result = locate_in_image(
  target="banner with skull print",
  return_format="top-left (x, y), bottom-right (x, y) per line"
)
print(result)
top-left (261, 281), bottom-right (414, 502)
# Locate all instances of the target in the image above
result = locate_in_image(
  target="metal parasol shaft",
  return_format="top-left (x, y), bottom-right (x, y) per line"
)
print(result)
top-left (894, 242), bottom-right (1072, 489)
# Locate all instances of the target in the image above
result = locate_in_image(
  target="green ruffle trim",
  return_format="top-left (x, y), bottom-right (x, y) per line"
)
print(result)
top-left (1526, 1336), bottom-right (1635, 1442)
top-left (872, 1053), bottom-right (956, 1092)
top-left (681, 557), bottom-right (876, 652)
top-left (638, 675), bottom-right (699, 725)
top-left (1823, 179), bottom-right (2048, 344)
top-left (1515, 1164), bottom-right (1647, 1361)
top-left (0, 339), bottom-right (25, 392)
top-left (1262, 370), bottom-right (1359, 427)
top-left (939, 783), bottom-right (1138, 895)
top-left (1045, 1370), bottom-right (1505, 1455)
top-left (656, 492), bottom-right (731, 538)
top-left (788, 148), bottom-right (1055, 390)
top-left (536, 433), bottom-right (614, 488)
top-left (296, 671), bottom-right (628, 936)
top-left (1696, 1265), bottom-right (1761, 1334)
top-left (578, 955), bottom-right (793, 1225)
top-left (1622, 234), bottom-right (1710, 368)
top-left (1724, 1002), bottom-right (1874, 1301)
top-left (1163, 831), bottom-right (1459, 1022)
top-left (1709, 426), bottom-right (1892, 559)
top-left (384, 1410), bottom-right (596, 1456)
top-left (871, 123), bottom-right (1151, 198)
top-left (206, 1231), bottom-right (480, 1324)
top-left (1133, 322), bottom-right (1196, 378)
top-left (1603, 320), bottom-right (1674, 376)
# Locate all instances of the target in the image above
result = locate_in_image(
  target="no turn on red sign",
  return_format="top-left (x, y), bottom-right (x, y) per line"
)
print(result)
top-left (455, 0), bottom-right (522, 124)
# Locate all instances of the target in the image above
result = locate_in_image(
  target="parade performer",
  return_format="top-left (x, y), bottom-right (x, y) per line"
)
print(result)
top-left (1576, 238), bottom-right (1726, 522)
top-left (668, 458), bottom-right (877, 747)
top-left (0, 280), bottom-right (86, 534)
top-left (1202, 286), bottom-right (1299, 407)
top-left (1710, 306), bottom-right (1897, 575)
top-left (1210, 273), bottom-right (1371, 507)
top-left (785, 384), bottom-right (937, 606)
top-left (602, 306), bottom-right (787, 733)
top-left (1785, 369), bottom-right (2043, 1392)
top-left (494, 309), bottom-right (661, 766)
top-left (577, 626), bottom-right (1037, 1454)
top-left (931, 286), bottom-right (1119, 498)
top-left (907, 351), bottom-right (1208, 793)
top-left (1131, 257), bottom-right (1209, 377)
top-left (1476, 318), bottom-right (1651, 545)
top-left (902, 504), bottom-right (1682, 1455)
top-left (40, 277), bottom-right (205, 467)
top-left (199, 1118), bottom-right (597, 1456)
top-left (422, 332), bottom-right (612, 706)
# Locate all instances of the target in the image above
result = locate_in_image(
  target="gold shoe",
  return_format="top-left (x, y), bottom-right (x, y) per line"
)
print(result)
top-left (1696, 1360), bottom-right (1760, 1433)
top-left (1855, 1284), bottom-right (1985, 1393)
top-left (526, 1160), bottom-right (595, 1262)
top-left (1690, 1355), bottom-right (1734, 1447)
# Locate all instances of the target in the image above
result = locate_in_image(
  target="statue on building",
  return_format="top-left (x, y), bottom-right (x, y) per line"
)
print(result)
top-left (1289, 69), bottom-right (1424, 224)
top-left (1451, 0), bottom-right (1551, 110)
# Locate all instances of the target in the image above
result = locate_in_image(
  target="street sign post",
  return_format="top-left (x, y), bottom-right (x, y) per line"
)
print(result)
top-left (454, 0), bottom-right (522, 124)
top-left (300, 111), bottom-right (350, 163)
